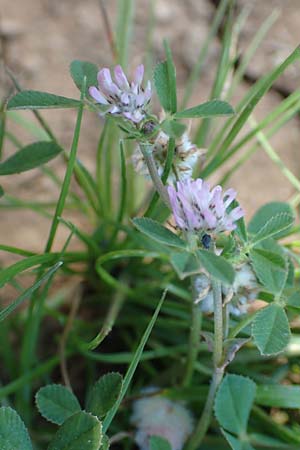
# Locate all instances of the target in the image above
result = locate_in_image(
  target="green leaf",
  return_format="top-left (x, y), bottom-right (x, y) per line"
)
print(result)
top-left (0, 254), bottom-right (59, 288)
top-left (252, 304), bottom-right (291, 355)
top-left (251, 213), bottom-right (294, 245)
top-left (174, 99), bottom-right (234, 119)
top-left (102, 290), bottom-right (166, 433)
top-left (215, 374), bottom-right (256, 436)
top-left (250, 247), bottom-right (287, 293)
top-left (0, 407), bottom-right (32, 450)
top-left (48, 411), bottom-right (102, 450)
top-left (163, 41), bottom-right (177, 113)
top-left (99, 435), bottom-right (110, 450)
top-left (86, 372), bottom-right (122, 418)
top-left (70, 60), bottom-right (98, 96)
top-left (161, 120), bottom-right (186, 138)
top-left (132, 218), bottom-right (186, 249)
top-left (286, 291), bottom-right (300, 311)
top-left (170, 251), bottom-right (201, 279)
top-left (248, 202), bottom-right (294, 239)
top-left (197, 249), bottom-right (235, 284)
top-left (229, 200), bottom-right (247, 242)
top-left (249, 433), bottom-right (295, 449)
top-left (256, 384), bottom-right (300, 409)
top-left (0, 262), bottom-right (62, 323)
top-left (154, 46), bottom-right (177, 114)
top-left (222, 430), bottom-right (255, 450)
top-left (0, 141), bottom-right (63, 175)
top-left (7, 91), bottom-right (81, 110)
top-left (0, 185), bottom-right (4, 197)
top-left (150, 436), bottom-right (172, 450)
top-left (36, 384), bottom-right (81, 425)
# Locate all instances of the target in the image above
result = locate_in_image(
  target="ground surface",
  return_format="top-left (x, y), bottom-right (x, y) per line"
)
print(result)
top-left (0, 0), bottom-right (299, 261)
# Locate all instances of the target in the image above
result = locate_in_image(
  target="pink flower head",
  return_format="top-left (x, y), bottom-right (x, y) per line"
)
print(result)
top-left (89, 64), bottom-right (151, 123)
top-left (167, 179), bottom-right (244, 234)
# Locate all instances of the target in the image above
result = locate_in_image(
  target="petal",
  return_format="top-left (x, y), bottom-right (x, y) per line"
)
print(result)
top-left (133, 64), bottom-right (144, 86)
top-left (89, 86), bottom-right (108, 104)
top-left (223, 188), bottom-right (237, 209)
top-left (144, 81), bottom-right (152, 102)
top-left (114, 65), bottom-right (130, 90)
top-left (97, 68), bottom-right (120, 97)
top-left (229, 206), bottom-right (244, 221)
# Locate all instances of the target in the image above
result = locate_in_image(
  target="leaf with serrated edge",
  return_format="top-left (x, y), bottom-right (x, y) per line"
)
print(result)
top-left (132, 218), bottom-right (186, 249)
top-left (214, 374), bottom-right (256, 435)
top-left (250, 248), bottom-right (287, 294)
top-left (36, 384), bottom-right (81, 425)
top-left (252, 304), bottom-right (291, 355)
top-left (86, 372), bottom-right (123, 418)
top-left (7, 91), bottom-right (81, 110)
top-left (174, 99), bottom-right (234, 119)
top-left (248, 202), bottom-right (294, 236)
top-left (251, 213), bottom-right (294, 245)
top-left (48, 411), bottom-right (102, 450)
top-left (0, 407), bottom-right (32, 450)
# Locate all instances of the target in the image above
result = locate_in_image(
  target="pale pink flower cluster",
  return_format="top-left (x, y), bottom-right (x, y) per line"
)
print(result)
top-left (89, 64), bottom-right (151, 123)
top-left (168, 179), bottom-right (244, 234)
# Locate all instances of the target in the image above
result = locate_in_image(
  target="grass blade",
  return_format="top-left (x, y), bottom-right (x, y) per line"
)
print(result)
top-left (102, 289), bottom-right (167, 432)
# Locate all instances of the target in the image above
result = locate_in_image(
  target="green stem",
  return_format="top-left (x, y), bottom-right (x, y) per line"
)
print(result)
top-left (139, 143), bottom-right (171, 209)
top-left (182, 277), bottom-right (202, 386)
top-left (185, 278), bottom-right (224, 450)
top-left (45, 80), bottom-right (86, 252)
top-left (185, 368), bottom-right (224, 450)
top-left (212, 278), bottom-right (223, 367)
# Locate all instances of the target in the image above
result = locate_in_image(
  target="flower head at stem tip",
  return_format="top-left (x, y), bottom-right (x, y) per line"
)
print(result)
top-left (89, 64), bottom-right (151, 123)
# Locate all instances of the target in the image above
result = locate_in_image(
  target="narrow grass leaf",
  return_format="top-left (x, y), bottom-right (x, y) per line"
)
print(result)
top-left (0, 262), bottom-right (62, 322)
top-left (215, 374), bottom-right (256, 435)
top-left (252, 303), bottom-right (291, 355)
top-left (0, 141), bottom-right (63, 175)
top-left (132, 217), bottom-right (186, 249)
top-left (86, 372), bottom-right (123, 419)
top-left (48, 411), bottom-right (102, 450)
top-left (163, 40), bottom-right (177, 113)
top-left (0, 407), bottom-right (32, 450)
top-left (0, 254), bottom-right (60, 288)
top-left (203, 47), bottom-right (300, 176)
top-left (116, 0), bottom-right (134, 68)
top-left (44, 78), bottom-right (86, 252)
top-left (256, 384), bottom-right (300, 409)
top-left (102, 290), bottom-right (167, 432)
top-left (36, 384), bottom-right (81, 425)
top-left (7, 91), bottom-right (81, 110)
top-left (175, 100), bottom-right (234, 119)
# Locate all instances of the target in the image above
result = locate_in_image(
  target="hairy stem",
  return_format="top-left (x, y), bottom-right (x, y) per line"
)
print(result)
top-left (139, 143), bottom-right (171, 208)
top-left (182, 277), bottom-right (202, 386)
top-left (185, 278), bottom-right (224, 450)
